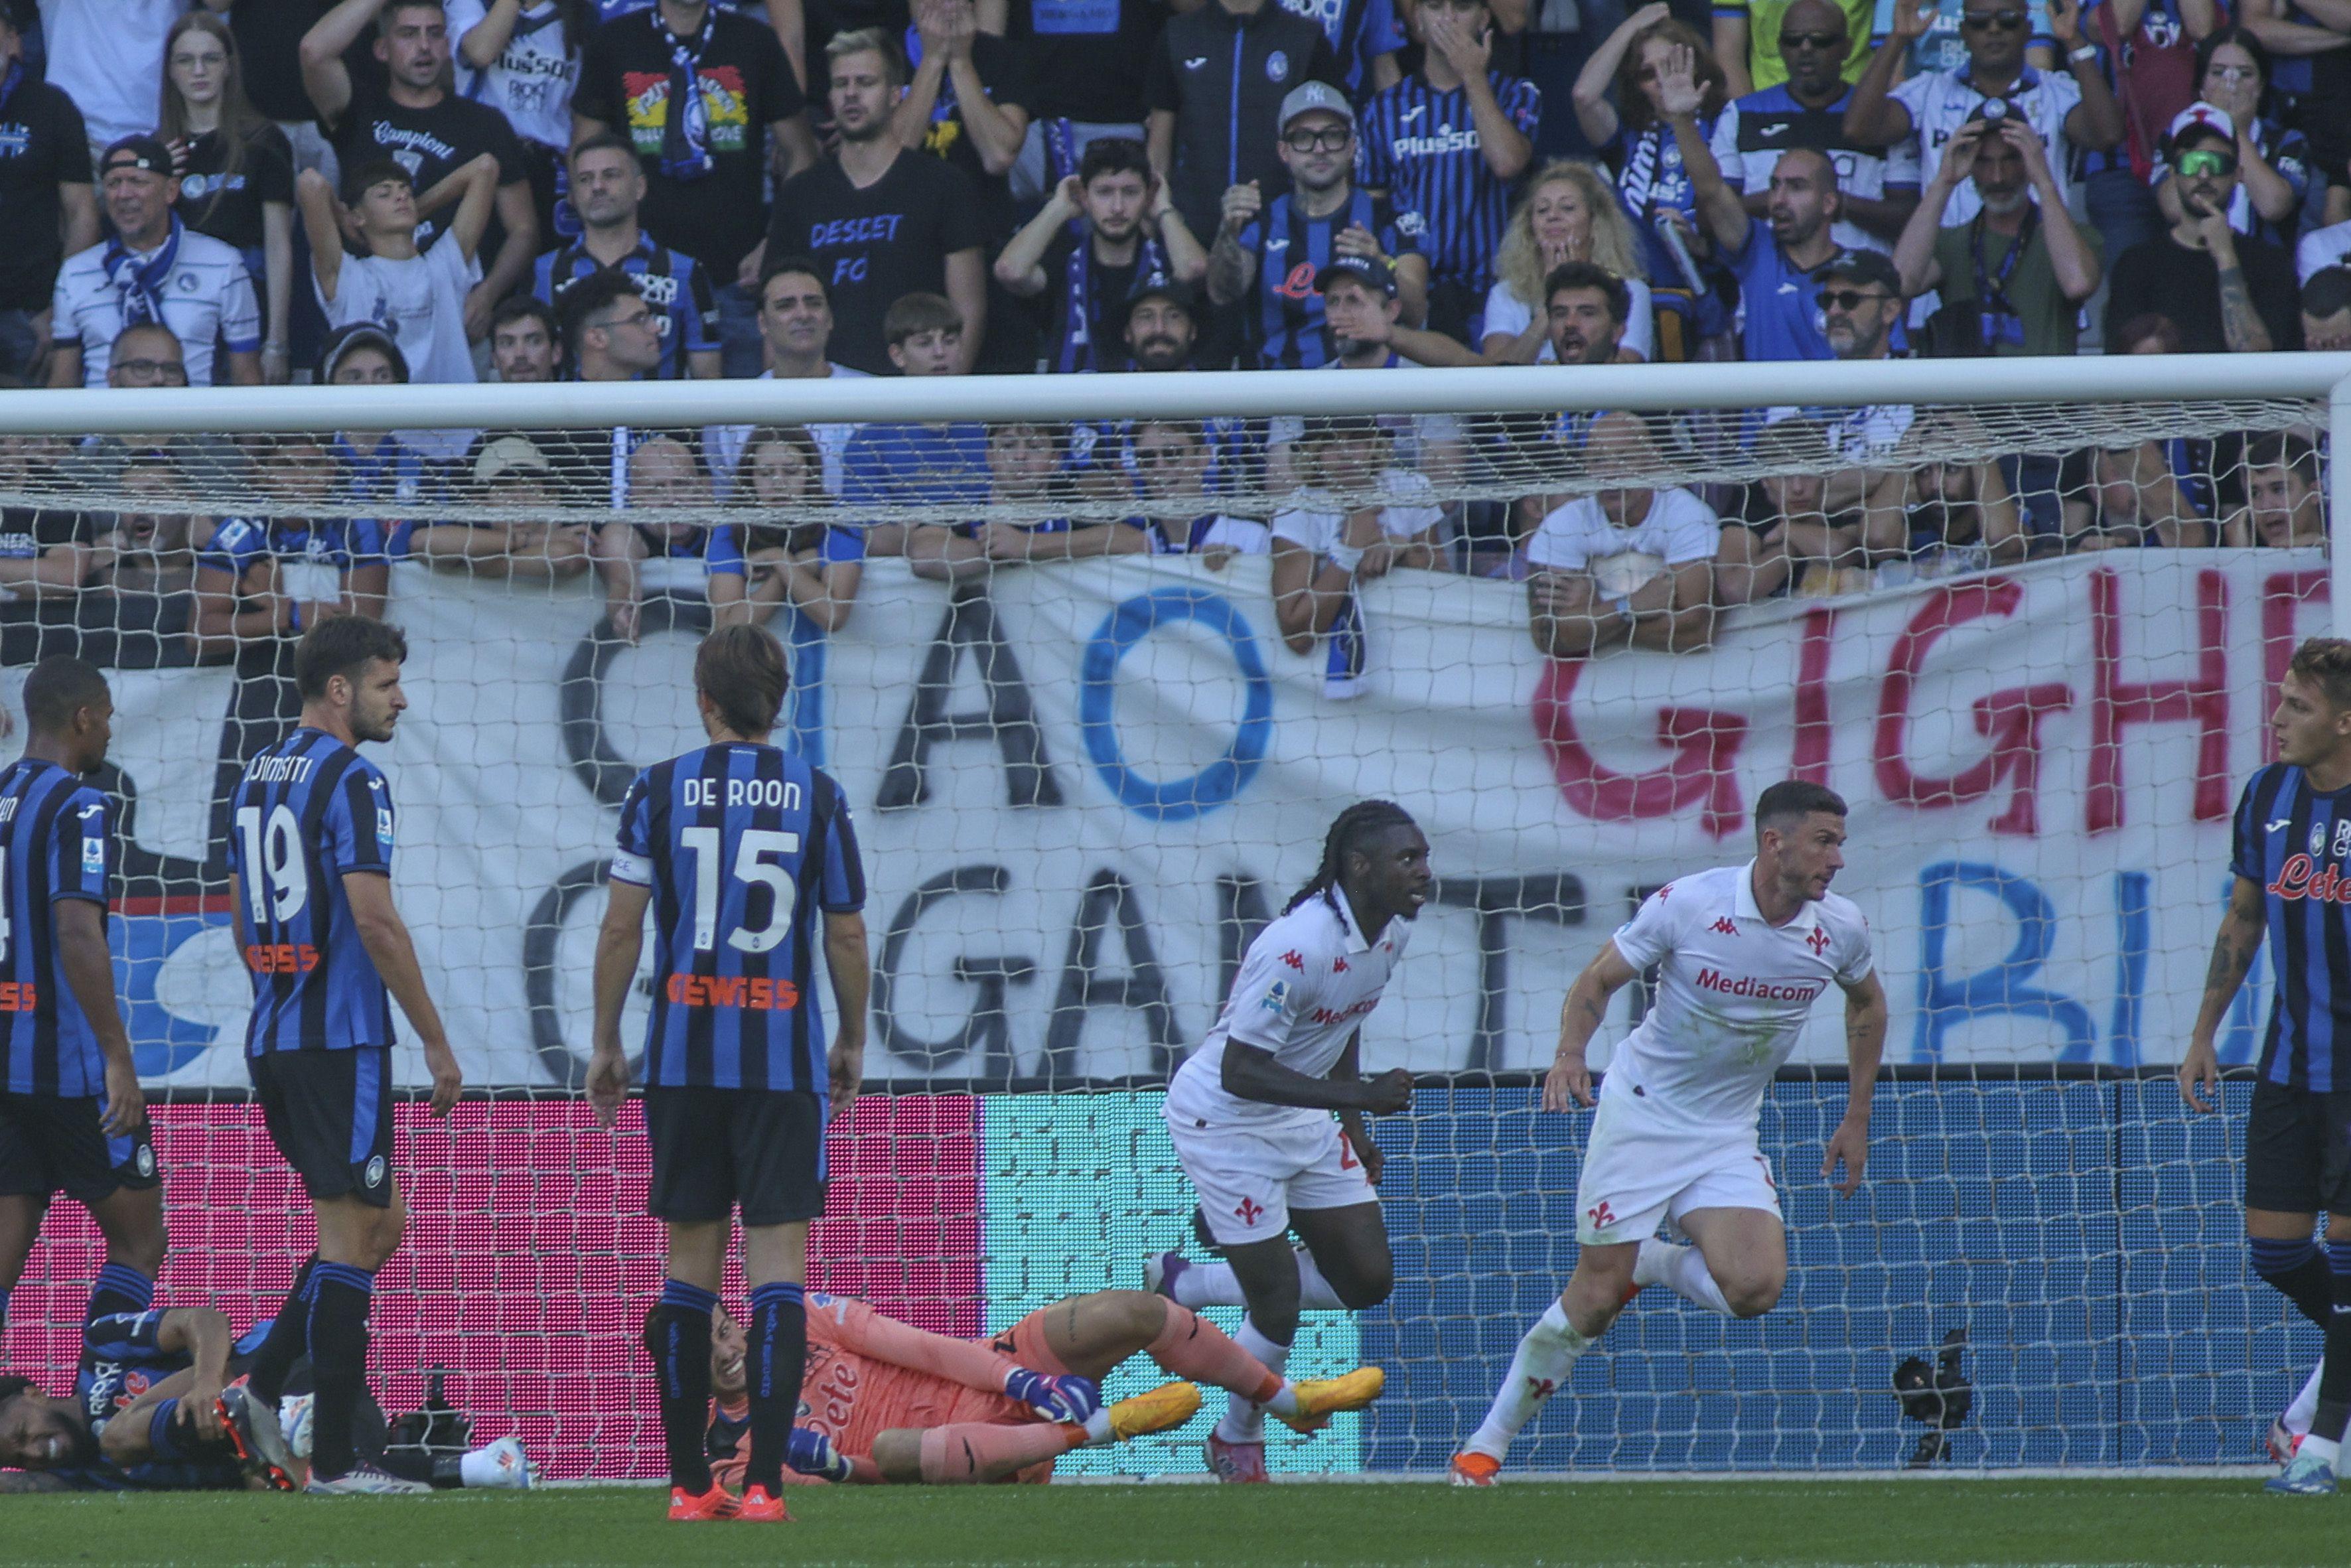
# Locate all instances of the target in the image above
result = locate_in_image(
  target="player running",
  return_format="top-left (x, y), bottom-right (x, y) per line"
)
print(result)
top-left (0, 1294), bottom-right (532, 1492)
top-left (224, 616), bottom-right (463, 1496)
top-left (2180, 637), bottom-right (2351, 1496)
top-left (1451, 780), bottom-right (1886, 1485)
top-left (587, 623), bottom-right (871, 1524)
top-left (0, 657), bottom-right (163, 1343)
top-left (697, 1289), bottom-right (1382, 1488)
top-left (1157, 799), bottom-right (1429, 1483)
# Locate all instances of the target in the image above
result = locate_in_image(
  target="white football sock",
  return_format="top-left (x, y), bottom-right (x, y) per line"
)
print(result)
top-left (1171, 1259), bottom-right (1246, 1310)
top-left (1293, 1248), bottom-right (1347, 1312)
top-left (2302, 1433), bottom-right (2342, 1471)
top-left (2287, 1364), bottom-right (2320, 1437)
top-left (1082, 1406), bottom-right (1115, 1445)
top-left (1463, 1301), bottom-right (1591, 1460)
top-left (1636, 1239), bottom-right (1735, 1318)
top-left (457, 1448), bottom-right (501, 1488)
top-left (1214, 1318), bottom-right (1290, 1443)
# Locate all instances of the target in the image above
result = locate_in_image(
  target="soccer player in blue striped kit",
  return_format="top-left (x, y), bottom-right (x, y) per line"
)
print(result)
top-left (587, 622), bottom-right (871, 1524)
top-left (0, 657), bottom-right (163, 1346)
top-left (224, 615), bottom-right (463, 1494)
top-left (2182, 636), bottom-right (2351, 1495)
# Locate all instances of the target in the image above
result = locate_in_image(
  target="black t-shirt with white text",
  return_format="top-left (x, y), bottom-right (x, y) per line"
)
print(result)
top-left (764, 149), bottom-right (985, 374)
top-left (176, 125), bottom-right (297, 255)
top-left (326, 76), bottom-right (526, 256)
top-left (573, 6), bottom-right (808, 281)
top-left (0, 73), bottom-right (90, 311)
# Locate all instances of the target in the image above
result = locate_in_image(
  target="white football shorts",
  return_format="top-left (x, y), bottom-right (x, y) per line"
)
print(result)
top-left (1573, 1086), bottom-right (1780, 1247)
top-left (1167, 1113), bottom-right (1376, 1246)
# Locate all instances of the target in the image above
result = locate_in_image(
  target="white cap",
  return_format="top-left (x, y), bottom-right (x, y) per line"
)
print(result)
top-left (2166, 101), bottom-right (2236, 148)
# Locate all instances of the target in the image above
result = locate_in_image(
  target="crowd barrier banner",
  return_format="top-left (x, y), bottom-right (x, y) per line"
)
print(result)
top-left (9, 547), bottom-right (2318, 1090)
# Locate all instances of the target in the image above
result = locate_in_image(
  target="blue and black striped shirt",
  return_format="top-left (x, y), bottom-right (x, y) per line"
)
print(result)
top-left (1240, 188), bottom-right (1423, 369)
top-left (1358, 71), bottom-right (1540, 291)
top-left (0, 758), bottom-right (111, 1098)
top-left (2233, 762), bottom-right (2351, 1090)
top-left (226, 727), bottom-right (397, 1056)
top-left (613, 743), bottom-right (864, 1094)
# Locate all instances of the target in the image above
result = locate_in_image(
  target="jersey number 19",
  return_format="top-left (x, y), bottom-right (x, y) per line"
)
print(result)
top-left (680, 826), bottom-right (797, 954)
top-left (237, 804), bottom-right (309, 924)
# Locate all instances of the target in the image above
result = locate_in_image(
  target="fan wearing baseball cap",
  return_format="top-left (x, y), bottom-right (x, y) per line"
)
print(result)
top-left (2104, 102), bottom-right (2302, 356)
top-left (1206, 82), bottom-right (1431, 371)
top-left (405, 436), bottom-right (593, 583)
top-left (50, 136), bottom-right (261, 390)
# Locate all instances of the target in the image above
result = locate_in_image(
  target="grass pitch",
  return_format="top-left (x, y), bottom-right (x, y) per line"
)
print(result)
top-left (0, 1477), bottom-right (2338, 1567)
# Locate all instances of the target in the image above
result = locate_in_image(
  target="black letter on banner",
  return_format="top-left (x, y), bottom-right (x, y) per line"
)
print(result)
top-left (1042, 869), bottom-right (1180, 1080)
top-left (1430, 874), bottom-right (1588, 1072)
top-left (1216, 873), bottom-right (1273, 1002)
top-left (875, 864), bottom-right (1036, 1076)
top-left (877, 595), bottom-right (1063, 811)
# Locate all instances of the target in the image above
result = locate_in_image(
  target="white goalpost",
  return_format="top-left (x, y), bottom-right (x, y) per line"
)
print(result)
top-left (0, 352), bottom-right (2338, 1480)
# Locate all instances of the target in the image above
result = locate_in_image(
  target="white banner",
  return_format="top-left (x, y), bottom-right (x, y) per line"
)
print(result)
top-left (33, 548), bottom-right (2318, 1088)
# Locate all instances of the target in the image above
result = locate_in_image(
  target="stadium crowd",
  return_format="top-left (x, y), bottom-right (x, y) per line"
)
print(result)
top-left (0, 0), bottom-right (2338, 663)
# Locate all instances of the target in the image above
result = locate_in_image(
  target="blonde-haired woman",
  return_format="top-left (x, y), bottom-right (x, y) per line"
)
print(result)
top-left (1480, 161), bottom-right (1653, 363)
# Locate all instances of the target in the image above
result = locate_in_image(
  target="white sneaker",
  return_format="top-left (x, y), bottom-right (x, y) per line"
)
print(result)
top-left (468, 1437), bottom-right (537, 1490)
top-left (305, 1462), bottom-right (429, 1495)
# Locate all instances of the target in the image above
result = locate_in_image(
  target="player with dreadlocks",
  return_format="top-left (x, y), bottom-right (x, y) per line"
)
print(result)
top-left (1148, 800), bottom-right (1430, 1483)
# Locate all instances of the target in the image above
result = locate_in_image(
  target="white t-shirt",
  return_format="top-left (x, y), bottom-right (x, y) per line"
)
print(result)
top-left (51, 228), bottom-right (260, 388)
top-left (1480, 275), bottom-right (1656, 363)
top-left (2299, 220), bottom-right (2351, 283)
top-left (1603, 861), bottom-right (1873, 1129)
top-left (40, 0), bottom-right (190, 149)
top-left (1707, 100), bottom-right (1922, 256)
top-left (1764, 399), bottom-right (1916, 463)
top-left (1891, 66), bottom-right (2082, 224)
top-left (321, 240), bottom-right (483, 389)
top-left (1525, 486), bottom-right (1717, 573)
top-left (705, 364), bottom-right (870, 498)
top-left (1270, 471), bottom-right (1445, 555)
top-left (446, 0), bottom-right (582, 150)
top-left (1143, 512), bottom-right (1271, 555)
top-left (1163, 886), bottom-right (1409, 1135)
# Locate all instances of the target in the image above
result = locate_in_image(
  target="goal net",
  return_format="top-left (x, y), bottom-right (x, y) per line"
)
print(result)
top-left (0, 359), bottom-right (2335, 1480)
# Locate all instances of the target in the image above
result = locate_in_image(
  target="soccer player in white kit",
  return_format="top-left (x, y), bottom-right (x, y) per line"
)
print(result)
top-left (1451, 781), bottom-right (1887, 1484)
top-left (1155, 801), bottom-right (1429, 1483)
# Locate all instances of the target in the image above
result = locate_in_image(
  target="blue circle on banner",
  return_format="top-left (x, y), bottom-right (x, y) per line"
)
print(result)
top-left (1080, 588), bottom-right (1273, 821)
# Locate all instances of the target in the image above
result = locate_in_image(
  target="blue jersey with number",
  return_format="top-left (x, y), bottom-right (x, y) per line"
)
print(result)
top-left (2233, 763), bottom-right (2351, 1092)
top-left (612, 743), bottom-right (864, 1094)
top-left (0, 759), bottom-right (111, 1098)
top-left (226, 727), bottom-right (396, 1056)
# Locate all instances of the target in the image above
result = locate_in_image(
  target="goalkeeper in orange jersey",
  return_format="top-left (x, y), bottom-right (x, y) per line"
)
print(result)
top-left (685, 1287), bottom-right (1384, 1488)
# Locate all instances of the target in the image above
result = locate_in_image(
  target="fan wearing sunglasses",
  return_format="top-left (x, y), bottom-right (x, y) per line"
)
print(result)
top-left (2105, 102), bottom-right (2303, 356)
top-left (1843, 0), bottom-right (2123, 227)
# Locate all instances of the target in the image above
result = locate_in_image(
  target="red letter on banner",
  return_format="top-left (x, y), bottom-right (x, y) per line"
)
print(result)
top-left (1791, 608), bottom-right (1835, 784)
top-left (2262, 569), bottom-right (2328, 764)
top-left (2086, 567), bottom-right (2230, 834)
top-left (1532, 661), bottom-right (1749, 838)
top-left (1873, 579), bottom-right (2070, 837)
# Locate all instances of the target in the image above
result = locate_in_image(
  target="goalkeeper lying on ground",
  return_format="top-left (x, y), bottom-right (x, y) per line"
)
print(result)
top-left (0, 1297), bottom-right (532, 1492)
top-left (690, 1287), bottom-right (1382, 1487)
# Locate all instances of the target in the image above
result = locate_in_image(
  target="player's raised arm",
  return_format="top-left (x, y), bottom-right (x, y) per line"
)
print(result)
top-left (587, 877), bottom-right (652, 1130)
top-left (1822, 970), bottom-right (1887, 1197)
top-left (97, 1307), bottom-right (234, 1461)
top-left (2180, 875), bottom-right (2266, 1113)
top-left (1545, 941), bottom-right (1642, 1112)
top-left (342, 874), bottom-right (461, 1117)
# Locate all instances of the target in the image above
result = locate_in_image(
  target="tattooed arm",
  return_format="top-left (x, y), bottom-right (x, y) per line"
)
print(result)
top-left (2207, 221), bottom-right (2276, 353)
top-left (1544, 940), bottom-right (1643, 1111)
top-left (2179, 875), bottom-right (2267, 1111)
top-left (1823, 971), bottom-right (1888, 1197)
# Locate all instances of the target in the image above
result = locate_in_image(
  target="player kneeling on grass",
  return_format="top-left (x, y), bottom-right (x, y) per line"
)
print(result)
top-left (689, 1288), bottom-right (1383, 1488)
top-left (1451, 780), bottom-right (1887, 1485)
top-left (0, 1296), bottom-right (531, 1492)
top-left (1158, 800), bottom-right (1429, 1484)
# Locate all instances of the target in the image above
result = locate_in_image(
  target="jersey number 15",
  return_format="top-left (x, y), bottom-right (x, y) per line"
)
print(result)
top-left (680, 826), bottom-right (797, 954)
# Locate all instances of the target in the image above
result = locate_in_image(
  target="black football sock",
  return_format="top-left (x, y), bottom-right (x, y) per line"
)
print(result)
top-left (743, 1281), bottom-right (807, 1496)
top-left (2251, 1237), bottom-right (2332, 1329)
top-left (648, 1279), bottom-right (718, 1493)
top-left (246, 1254), bottom-right (319, 1407)
top-left (307, 1262), bottom-right (376, 1481)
